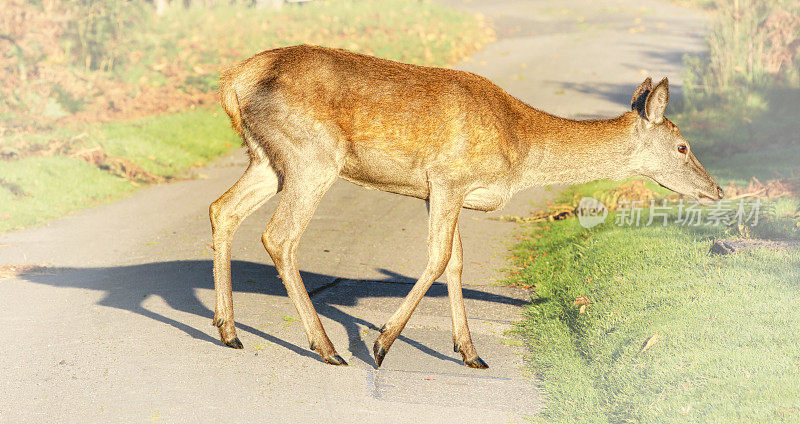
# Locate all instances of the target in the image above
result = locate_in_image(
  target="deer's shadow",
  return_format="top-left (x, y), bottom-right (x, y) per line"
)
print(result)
top-left (19, 260), bottom-right (529, 367)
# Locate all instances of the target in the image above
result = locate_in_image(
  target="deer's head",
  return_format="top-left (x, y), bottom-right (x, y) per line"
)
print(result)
top-left (629, 77), bottom-right (724, 204)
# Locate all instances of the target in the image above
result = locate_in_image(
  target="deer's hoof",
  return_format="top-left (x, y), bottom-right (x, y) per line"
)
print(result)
top-left (223, 337), bottom-right (244, 349)
top-left (464, 356), bottom-right (489, 369)
top-left (323, 354), bottom-right (348, 366)
top-left (373, 341), bottom-right (388, 367)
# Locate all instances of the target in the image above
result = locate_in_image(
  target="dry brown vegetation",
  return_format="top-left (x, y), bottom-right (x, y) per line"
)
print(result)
top-left (0, 0), bottom-right (185, 134)
top-left (0, 0), bottom-right (495, 140)
top-left (722, 177), bottom-right (800, 200)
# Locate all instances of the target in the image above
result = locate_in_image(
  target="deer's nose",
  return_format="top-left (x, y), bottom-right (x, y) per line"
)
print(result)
top-left (716, 186), bottom-right (725, 199)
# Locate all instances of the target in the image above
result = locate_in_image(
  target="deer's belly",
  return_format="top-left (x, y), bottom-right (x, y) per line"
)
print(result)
top-left (338, 142), bottom-right (512, 209)
top-left (339, 146), bottom-right (430, 199)
top-left (463, 186), bottom-right (511, 211)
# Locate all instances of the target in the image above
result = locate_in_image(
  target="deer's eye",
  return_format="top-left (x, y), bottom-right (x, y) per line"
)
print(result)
top-left (677, 145), bottom-right (687, 154)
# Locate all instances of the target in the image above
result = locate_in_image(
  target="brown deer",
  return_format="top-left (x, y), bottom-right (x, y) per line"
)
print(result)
top-left (210, 44), bottom-right (723, 368)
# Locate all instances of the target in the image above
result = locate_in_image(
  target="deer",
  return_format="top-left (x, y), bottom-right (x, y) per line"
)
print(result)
top-left (209, 44), bottom-right (723, 369)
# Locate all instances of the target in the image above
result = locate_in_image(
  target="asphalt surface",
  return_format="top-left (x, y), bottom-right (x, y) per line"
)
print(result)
top-left (0, 1), bottom-right (706, 422)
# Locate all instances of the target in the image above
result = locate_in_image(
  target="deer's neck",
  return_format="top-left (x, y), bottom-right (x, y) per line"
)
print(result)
top-left (512, 110), bottom-right (639, 191)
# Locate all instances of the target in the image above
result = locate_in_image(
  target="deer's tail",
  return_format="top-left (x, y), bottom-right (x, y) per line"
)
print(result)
top-left (218, 61), bottom-right (275, 163)
top-left (218, 66), bottom-right (244, 137)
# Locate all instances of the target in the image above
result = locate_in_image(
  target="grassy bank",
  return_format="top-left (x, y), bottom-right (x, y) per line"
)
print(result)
top-left (1, 0), bottom-right (495, 234)
top-left (0, 108), bottom-right (235, 232)
top-left (510, 203), bottom-right (799, 423)
top-left (511, 1), bottom-right (800, 421)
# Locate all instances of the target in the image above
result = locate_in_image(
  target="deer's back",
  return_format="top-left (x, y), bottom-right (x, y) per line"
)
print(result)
top-left (220, 45), bottom-right (529, 200)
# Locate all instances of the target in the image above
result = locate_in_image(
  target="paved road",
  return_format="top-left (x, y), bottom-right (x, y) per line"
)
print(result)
top-left (0, 1), bottom-right (706, 422)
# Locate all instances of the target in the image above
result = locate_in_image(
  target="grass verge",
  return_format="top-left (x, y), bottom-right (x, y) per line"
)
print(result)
top-left (0, 107), bottom-right (236, 232)
top-left (510, 203), bottom-right (799, 423)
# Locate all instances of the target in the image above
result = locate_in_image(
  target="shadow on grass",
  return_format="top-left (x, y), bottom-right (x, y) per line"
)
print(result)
top-left (18, 260), bottom-right (528, 367)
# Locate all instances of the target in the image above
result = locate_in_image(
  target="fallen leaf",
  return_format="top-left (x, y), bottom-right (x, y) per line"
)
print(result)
top-left (640, 333), bottom-right (659, 353)
top-left (574, 296), bottom-right (591, 307)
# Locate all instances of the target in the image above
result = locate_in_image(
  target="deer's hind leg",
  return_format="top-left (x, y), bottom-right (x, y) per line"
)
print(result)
top-left (446, 224), bottom-right (488, 368)
top-left (210, 160), bottom-right (280, 348)
top-left (261, 164), bottom-right (346, 365)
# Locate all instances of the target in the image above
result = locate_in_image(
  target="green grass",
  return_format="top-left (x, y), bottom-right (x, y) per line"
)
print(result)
top-left (510, 212), bottom-right (800, 423)
top-left (0, 108), bottom-right (236, 234)
top-left (97, 108), bottom-right (235, 177)
top-left (0, 156), bottom-right (135, 231)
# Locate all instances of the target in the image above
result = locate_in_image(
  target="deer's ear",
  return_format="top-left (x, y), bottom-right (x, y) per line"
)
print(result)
top-left (644, 77), bottom-right (669, 124)
top-left (631, 77), bottom-right (652, 116)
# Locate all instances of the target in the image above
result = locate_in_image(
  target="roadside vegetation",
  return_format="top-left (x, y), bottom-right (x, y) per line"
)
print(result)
top-left (511, 1), bottom-right (800, 422)
top-left (0, 0), bottom-right (495, 233)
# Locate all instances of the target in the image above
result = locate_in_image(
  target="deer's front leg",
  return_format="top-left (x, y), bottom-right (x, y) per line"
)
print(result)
top-left (373, 187), bottom-right (462, 367)
top-left (446, 224), bottom-right (488, 368)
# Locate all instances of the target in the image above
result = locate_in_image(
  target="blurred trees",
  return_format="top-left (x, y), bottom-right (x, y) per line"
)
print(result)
top-left (152, 0), bottom-right (286, 14)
